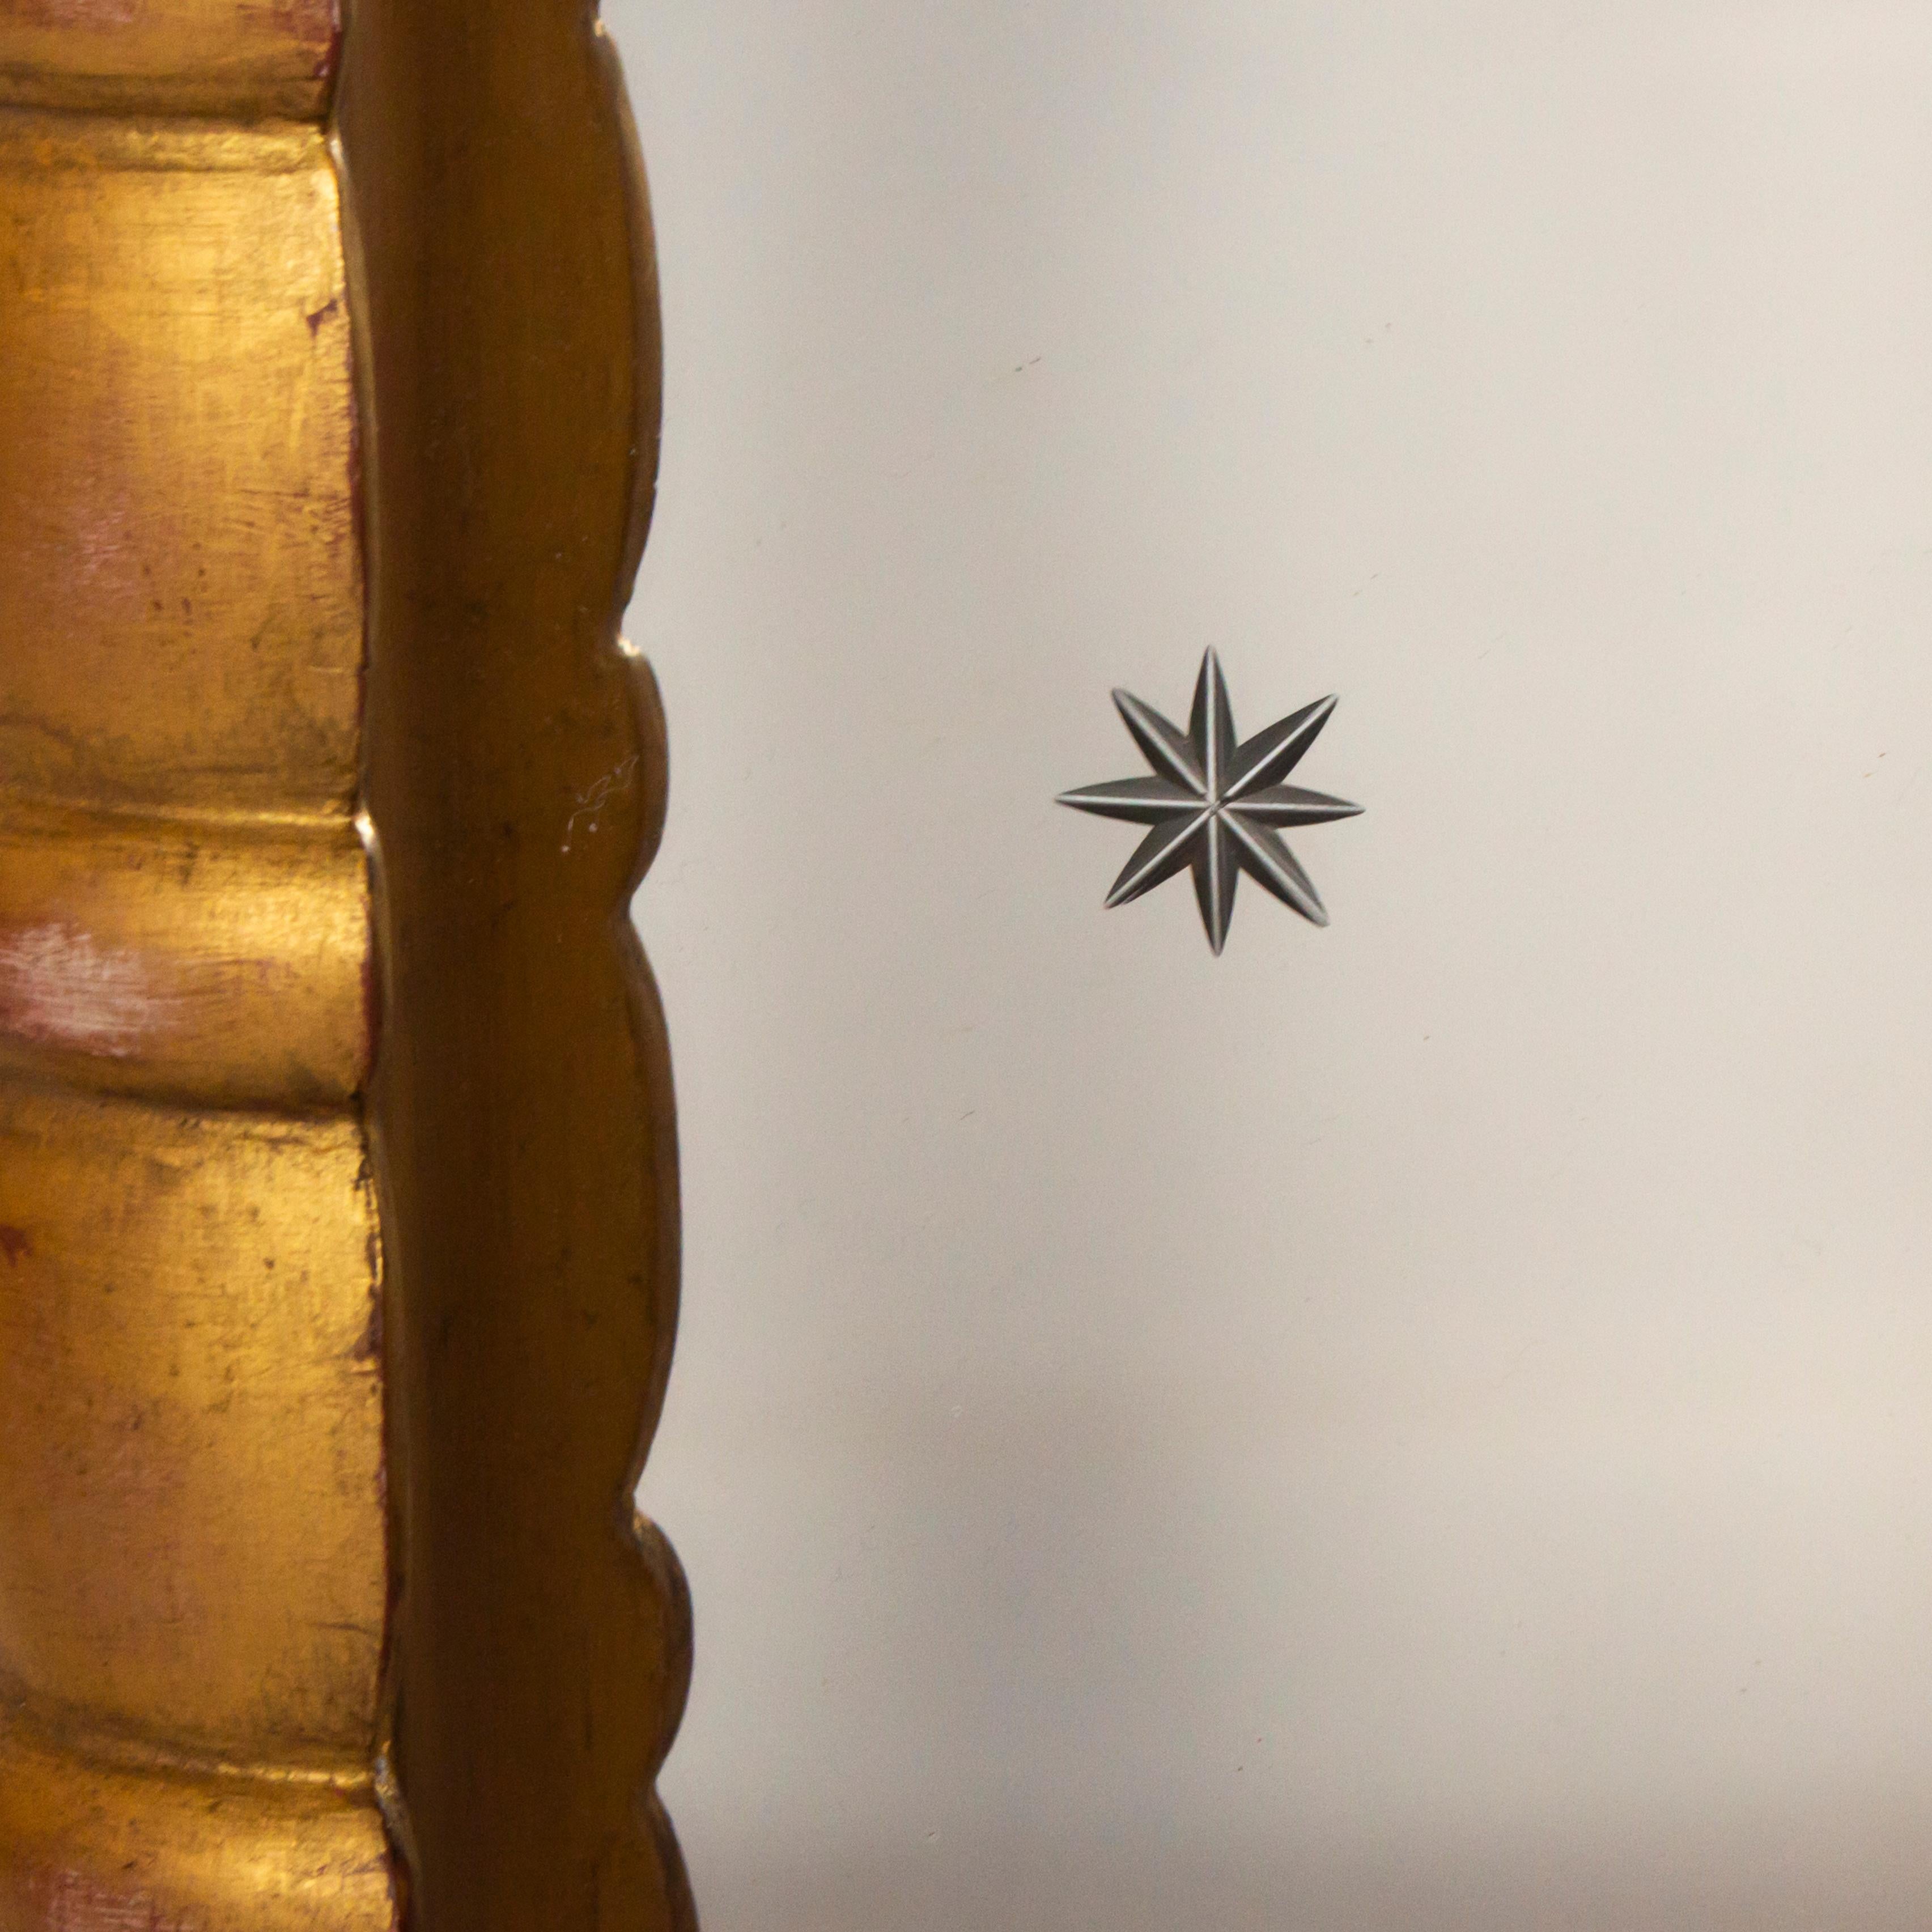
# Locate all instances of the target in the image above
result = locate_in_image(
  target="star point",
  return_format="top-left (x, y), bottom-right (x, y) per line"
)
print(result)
top-left (1058, 651), bottom-right (1361, 953)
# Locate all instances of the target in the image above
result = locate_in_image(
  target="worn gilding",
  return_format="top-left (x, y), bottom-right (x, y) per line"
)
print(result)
top-left (0, 0), bottom-right (341, 120)
top-left (0, 0), bottom-right (686, 1925)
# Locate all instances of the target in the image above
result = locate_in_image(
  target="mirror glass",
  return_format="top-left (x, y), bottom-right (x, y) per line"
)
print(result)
top-left (606, 5), bottom-right (1932, 1923)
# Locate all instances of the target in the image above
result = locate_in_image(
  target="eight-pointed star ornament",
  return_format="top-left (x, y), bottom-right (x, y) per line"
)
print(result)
top-left (1058, 649), bottom-right (1362, 954)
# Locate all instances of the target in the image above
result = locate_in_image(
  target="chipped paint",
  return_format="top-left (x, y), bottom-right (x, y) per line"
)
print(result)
top-left (38, 1865), bottom-right (191, 1932)
top-left (0, 923), bottom-right (167, 1059)
top-left (561, 754), bottom-right (639, 855)
top-left (2, 0), bottom-right (141, 27)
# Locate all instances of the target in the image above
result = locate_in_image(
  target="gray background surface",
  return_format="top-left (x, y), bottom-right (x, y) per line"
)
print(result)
top-left (604, 3), bottom-right (1932, 1924)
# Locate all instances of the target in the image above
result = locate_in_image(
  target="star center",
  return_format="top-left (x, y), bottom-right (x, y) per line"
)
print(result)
top-left (1056, 647), bottom-right (1364, 954)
